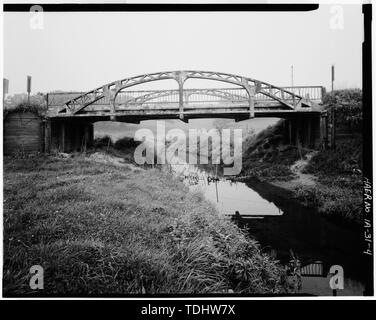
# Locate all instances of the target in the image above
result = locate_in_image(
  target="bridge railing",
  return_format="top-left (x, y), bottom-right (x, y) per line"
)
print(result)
top-left (280, 86), bottom-right (324, 102)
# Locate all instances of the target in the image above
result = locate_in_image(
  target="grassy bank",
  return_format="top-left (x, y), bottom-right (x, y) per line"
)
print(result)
top-left (291, 89), bottom-right (363, 224)
top-left (295, 136), bottom-right (363, 224)
top-left (237, 89), bottom-right (363, 224)
top-left (3, 154), bottom-right (287, 296)
top-left (240, 120), bottom-right (309, 181)
top-left (238, 125), bottom-right (362, 223)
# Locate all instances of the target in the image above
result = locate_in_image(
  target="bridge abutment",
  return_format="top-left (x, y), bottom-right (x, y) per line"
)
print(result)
top-left (45, 120), bottom-right (94, 153)
top-left (284, 115), bottom-right (327, 150)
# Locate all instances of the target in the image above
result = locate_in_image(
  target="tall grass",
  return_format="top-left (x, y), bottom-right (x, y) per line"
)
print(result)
top-left (298, 136), bottom-right (363, 223)
top-left (3, 156), bottom-right (288, 296)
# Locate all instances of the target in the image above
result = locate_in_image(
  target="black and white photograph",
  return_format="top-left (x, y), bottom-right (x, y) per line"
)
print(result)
top-left (1, 1), bottom-right (373, 302)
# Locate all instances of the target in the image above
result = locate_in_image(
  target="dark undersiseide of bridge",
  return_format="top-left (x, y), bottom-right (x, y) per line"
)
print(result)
top-left (44, 70), bottom-right (329, 154)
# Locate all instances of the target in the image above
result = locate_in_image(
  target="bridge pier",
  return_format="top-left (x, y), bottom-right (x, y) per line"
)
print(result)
top-left (45, 120), bottom-right (94, 153)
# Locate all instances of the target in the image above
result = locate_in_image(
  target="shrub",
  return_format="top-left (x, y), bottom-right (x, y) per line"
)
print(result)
top-left (3, 102), bottom-right (47, 118)
top-left (93, 136), bottom-right (113, 149)
top-left (323, 89), bottom-right (362, 132)
top-left (114, 137), bottom-right (141, 150)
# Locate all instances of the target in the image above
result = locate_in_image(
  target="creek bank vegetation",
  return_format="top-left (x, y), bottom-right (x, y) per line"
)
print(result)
top-left (4, 151), bottom-right (290, 295)
top-left (237, 89), bottom-right (363, 224)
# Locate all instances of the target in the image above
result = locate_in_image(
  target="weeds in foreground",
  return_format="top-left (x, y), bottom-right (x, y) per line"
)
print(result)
top-left (3, 156), bottom-right (288, 295)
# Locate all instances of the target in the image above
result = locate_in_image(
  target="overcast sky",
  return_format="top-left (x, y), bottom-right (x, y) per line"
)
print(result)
top-left (4, 4), bottom-right (363, 95)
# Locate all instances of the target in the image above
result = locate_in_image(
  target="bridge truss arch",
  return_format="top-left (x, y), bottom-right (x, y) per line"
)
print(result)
top-left (118, 88), bottom-right (249, 107)
top-left (58, 70), bottom-right (312, 120)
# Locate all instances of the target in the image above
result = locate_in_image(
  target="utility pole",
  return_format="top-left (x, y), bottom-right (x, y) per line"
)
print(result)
top-left (291, 65), bottom-right (294, 89)
top-left (291, 65), bottom-right (295, 106)
top-left (331, 65), bottom-right (335, 91)
top-left (3, 78), bottom-right (9, 106)
top-left (27, 75), bottom-right (32, 104)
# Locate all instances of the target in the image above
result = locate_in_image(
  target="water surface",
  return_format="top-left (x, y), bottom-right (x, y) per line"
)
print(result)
top-left (178, 165), bottom-right (367, 296)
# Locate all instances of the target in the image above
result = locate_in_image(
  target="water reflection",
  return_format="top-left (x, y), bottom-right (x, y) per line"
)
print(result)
top-left (179, 165), bottom-right (283, 216)
top-left (174, 164), bottom-right (367, 296)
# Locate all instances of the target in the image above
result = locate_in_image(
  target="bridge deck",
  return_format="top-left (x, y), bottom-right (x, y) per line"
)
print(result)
top-left (48, 107), bottom-right (323, 124)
